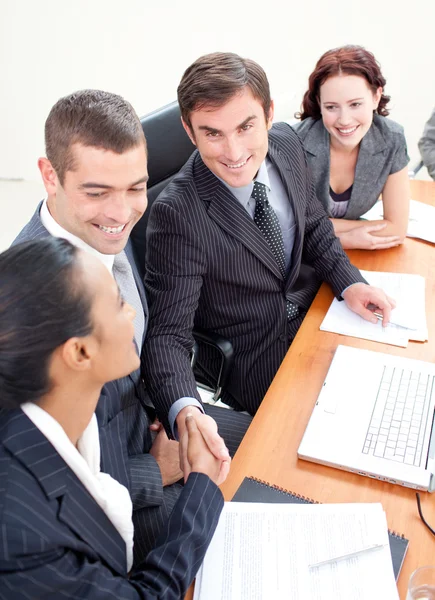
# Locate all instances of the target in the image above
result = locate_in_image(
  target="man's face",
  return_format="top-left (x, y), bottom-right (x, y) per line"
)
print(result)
top-left (183, 87), bottom-right (273, 188)
top-left (41, 143), bottom-right (148, 254)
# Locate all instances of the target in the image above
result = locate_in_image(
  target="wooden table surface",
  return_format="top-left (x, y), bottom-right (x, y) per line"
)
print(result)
top-left (189, 180), bottom-right (435, 599)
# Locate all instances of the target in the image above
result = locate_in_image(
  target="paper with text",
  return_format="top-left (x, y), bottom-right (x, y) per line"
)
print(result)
top-left (193, 502), bottom-right (398, 600)
top-left (321, 270), bottom-right (427, 346)
top-left (361, 199), bottom-right (435, 244)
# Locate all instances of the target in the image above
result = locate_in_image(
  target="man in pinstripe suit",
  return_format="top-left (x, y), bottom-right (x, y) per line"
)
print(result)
top-left (144, 52), bottom-right (395, 425)
top-left (12, 90), bottom-right (251, 563)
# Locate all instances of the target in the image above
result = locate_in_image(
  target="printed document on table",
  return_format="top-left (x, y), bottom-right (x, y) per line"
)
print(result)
top-left (320, 299), bottom-right (409, 347)
top-left (360, 270), bottom-right (428, 341)
top-left (193, 502), bottom-right (398, 600)
top-left (320, 271), bottom-right (427, 346)
top-left (361, 199), bottom-right (435, 244)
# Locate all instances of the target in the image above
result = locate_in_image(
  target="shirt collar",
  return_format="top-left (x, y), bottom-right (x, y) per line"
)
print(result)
top-left (218, 159), bottom-right (271, 208)
top-left (40, 199), bottom-right (115, 273)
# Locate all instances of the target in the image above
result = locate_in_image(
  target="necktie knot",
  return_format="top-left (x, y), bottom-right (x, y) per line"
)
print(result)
top-left (252, 181), bottom-right (269, 208)
top-left (113, 251), bottom-right (130, 274)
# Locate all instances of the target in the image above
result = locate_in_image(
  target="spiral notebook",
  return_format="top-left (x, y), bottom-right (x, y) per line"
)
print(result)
top-left (232, 476), bottom-right (409, 581)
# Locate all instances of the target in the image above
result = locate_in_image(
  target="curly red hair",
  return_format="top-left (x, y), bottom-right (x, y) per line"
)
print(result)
top-left (297, 45), bottom-right (390, 121)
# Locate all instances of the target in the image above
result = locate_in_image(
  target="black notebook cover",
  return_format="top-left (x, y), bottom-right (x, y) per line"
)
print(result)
top-left (232, 476), bottom-right (409, 581)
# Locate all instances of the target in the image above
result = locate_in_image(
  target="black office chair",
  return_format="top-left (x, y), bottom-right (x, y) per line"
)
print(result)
top-left (130, 101), bottom-right (234, 403)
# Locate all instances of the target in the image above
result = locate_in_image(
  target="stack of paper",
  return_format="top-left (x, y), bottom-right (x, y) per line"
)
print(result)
top-left (194, 502), bottom-right (398, 600)
top-left (361, 199), bottom-right (435, 244)
top-left (320, 270), bottom-right (428, 347)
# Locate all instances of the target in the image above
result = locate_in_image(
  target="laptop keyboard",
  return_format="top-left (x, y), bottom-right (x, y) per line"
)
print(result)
top-left (363, 367), bottom-right (434, 466)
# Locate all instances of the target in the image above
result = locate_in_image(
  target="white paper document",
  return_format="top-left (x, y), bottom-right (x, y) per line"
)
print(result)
top-left (194, 502), bottom-right (398, 600)
top-left (320, 270), bottom-right (427, 346)
top-left (361, 199), bottom-right (435, 244)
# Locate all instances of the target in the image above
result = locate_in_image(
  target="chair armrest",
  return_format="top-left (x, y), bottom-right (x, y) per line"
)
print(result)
top-left (192, 328), bottom-right (234, 399)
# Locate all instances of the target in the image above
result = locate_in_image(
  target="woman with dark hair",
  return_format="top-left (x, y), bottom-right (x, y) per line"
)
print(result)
top-left (293, 45), bottom-right (410, 250)
top-left (0, 237), bottom-right (227, 599)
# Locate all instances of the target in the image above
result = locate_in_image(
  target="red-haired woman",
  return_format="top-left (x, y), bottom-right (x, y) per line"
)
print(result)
top-left (293, 45), bottom-right (410, 250)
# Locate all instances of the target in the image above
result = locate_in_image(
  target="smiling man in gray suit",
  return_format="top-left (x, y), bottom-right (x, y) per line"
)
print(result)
top-left (12, 89), bottom-right (250, 563)
top-left (144, 52), bottom-right (395, 425)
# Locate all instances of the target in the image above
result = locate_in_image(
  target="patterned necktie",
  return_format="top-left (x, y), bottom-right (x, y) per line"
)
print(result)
top-left (252, 181), bottom-right (299, 321)
top-left (113, 251), bottom-right (145, 352)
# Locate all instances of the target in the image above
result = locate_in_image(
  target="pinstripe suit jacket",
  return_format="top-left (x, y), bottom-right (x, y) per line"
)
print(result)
top-left (0, 409), bottom-right (223, 599)
top-left (12, 206), bottom-right (171, 520)
top-left (144, 122), bottom-right (366, 417)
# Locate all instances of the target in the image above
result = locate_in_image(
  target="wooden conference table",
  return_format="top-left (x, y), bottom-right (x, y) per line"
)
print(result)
top-left (187, 180), bottom-right (435, 600)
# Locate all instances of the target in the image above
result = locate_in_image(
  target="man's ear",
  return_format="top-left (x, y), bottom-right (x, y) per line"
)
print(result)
top-left (61, 337), bottom-right (94, 373)
top-left (266, 99), bottom-right (275, 130)
top-left (38, 157), bottom-right (58, 196)
top-left (181, 118), bottom-right (197, 147)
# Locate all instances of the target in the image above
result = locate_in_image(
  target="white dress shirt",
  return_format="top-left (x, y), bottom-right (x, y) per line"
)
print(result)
top-left (40, 199), bottom-right (115, 272)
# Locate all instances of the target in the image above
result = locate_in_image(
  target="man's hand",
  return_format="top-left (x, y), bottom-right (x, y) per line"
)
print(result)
top-left (185, 413), bottom-right (230, 486)
top-left (340, 224), bottom-right (401, 250)
top-left (149, 428), bottom-right (183, 487)
top-left (342, 282), bottom-right (396, 326)
top-left (177, 406), bottom-right (230, 478)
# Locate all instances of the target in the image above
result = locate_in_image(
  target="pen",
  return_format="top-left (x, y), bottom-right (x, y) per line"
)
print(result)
top-left (308, 543), bottom-right (385, 569)
top-left (367, 302), bottom-right (383, 321)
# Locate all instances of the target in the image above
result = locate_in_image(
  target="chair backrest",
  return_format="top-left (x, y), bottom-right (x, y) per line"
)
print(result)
top-left (130, 101), bottom-right (196, 277)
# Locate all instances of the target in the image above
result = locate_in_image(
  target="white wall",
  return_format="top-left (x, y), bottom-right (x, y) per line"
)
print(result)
top-left (1, 0), bottom-right (435, 183)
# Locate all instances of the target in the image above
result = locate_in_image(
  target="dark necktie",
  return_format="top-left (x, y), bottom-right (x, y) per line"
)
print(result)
top-left (252, 181), bottom-right (299, 321)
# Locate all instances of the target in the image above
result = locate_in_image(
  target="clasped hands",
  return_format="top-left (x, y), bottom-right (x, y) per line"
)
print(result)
top-left (340, 223), bottom-right (402, 250)
top-left (150, 407), bottom-right (230, 488)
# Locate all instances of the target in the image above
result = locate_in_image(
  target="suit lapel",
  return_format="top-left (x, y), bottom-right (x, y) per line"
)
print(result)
top-left (346, 121), bottom-right (387, 219)
top-left (266, 139), bottom-right (305, 291)
top-left (301, 119), bottom-right (331, 213)
top-left (57, 475), bottom-right (127, 575)
top-left (2, 411), bottom-right (127, 575)
top-left (194, 154), bottom-right (283, 280)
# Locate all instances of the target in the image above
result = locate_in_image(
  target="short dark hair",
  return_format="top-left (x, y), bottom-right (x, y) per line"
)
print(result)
top-left (297, 45), bottom-right (390, 121)
top-left (0, 238), bottom-right (93, 409)
top-left (45, 89), bottom-right (146, 184)
top-left (177, 52), bottom-right (272, 130)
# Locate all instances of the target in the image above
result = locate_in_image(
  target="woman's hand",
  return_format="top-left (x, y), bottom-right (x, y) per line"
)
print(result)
top-left (339, 223), bottom-right (402, 250)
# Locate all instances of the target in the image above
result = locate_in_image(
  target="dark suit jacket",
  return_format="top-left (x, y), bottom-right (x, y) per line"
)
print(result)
top-left (12, 205), bottom-right (182, 562)
top-left (0, 409), bottom-right (223, 599)
top-left (144, 123), bottom-right (366, 418)
top-left (292, 115), bottom-right (409, 219)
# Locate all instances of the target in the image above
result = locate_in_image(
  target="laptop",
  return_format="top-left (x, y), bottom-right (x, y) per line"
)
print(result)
top-left (298, 345), bottom-right (435, 491)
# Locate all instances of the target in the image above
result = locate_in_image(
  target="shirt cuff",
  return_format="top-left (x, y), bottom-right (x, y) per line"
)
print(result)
top-left (340, 282), bottom-right (362, 300)
top-left (169, 397), bottom-right (204, 439)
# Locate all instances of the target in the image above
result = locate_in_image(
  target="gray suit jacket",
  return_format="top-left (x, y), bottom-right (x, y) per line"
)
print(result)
top-left (144, 123), bottom-right (366, 417)
top-left (292, 114), bottom-right (409, 219)
top-left (418, 107), bottom-right (435, 180)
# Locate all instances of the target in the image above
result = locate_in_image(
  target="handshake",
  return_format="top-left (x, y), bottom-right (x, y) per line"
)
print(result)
top-left (150, 407), bottom-right (231, 488)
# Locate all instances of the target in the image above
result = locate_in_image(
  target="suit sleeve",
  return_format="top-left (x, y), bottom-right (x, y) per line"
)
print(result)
top-left (143, 200), bottom-right (205, 437)
top-left (299, 139), bottom-right (367, 295)
top-left (128, 454), bottom-right (163, 509)
top-left (0, 473), bottom-right (223, 600)
top-left (418, 107), bottom-right (435, 180)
